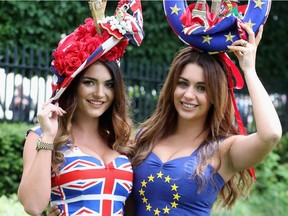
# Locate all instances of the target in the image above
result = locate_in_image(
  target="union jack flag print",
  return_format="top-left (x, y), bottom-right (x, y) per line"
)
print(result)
top-left (50, 145), bottom-right (133, 216)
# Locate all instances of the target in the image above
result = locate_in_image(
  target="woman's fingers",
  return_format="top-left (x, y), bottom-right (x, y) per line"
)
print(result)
top-left (242, 23), bottom-right (256, 45)
top-left (241, 23), bottom-right (263, 48)
top-left (46, 205), bottom-right (61, 216)
top-left (41, 98), bottom-right (54, 110)
top-left (228, 39), bottom-right (253, 57)
top-left (37, 100), bottom-right (66, 137)
top-left (39, 101), bottom-right (66, 117)
top-left (227, 23), bottom-right (263, 71)
top-left (255, 25), bottom-right (264, 47)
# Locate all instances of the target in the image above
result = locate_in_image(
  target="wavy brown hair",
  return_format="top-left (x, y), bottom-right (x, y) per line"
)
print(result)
top-left (132, 47), bottom-right (253, 209)
top-left (51, 60), bottom-right (133, 172)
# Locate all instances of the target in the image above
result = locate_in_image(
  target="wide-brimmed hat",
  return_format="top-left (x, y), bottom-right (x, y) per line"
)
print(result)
top-left (50, 0), bottom-right (144, 101)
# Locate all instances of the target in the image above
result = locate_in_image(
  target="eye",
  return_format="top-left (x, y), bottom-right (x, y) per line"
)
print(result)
top-left (177, 81), bottom-right (188, 88)
top-left (105, 81), bottom-right (114, 88)
top-left (197, 85), bottom-right (206, 92)
top-left (82, 80), bottom-right (94, 86)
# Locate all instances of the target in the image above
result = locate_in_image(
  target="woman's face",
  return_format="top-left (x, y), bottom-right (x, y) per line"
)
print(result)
top-left (75, 63), bottom-right (114, 119)
top-left (173, 63), bottom-right (212, 123)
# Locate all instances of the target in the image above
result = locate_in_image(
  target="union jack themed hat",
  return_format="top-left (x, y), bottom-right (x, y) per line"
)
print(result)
top-left (50, 0), bottom-right (144, 101)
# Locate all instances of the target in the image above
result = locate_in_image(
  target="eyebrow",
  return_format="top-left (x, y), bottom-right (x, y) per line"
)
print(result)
top-left (82, 76), bottom-right (114, 82)
top-left (179, 77), bottom-right (205, 84)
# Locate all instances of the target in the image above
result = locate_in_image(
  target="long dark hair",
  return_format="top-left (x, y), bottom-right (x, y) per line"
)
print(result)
top-left (52, 60), bottom-right (133, 171)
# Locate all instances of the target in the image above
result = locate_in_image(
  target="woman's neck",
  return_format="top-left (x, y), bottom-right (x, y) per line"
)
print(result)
top-left (72, 116), bottom-right (100, 136)
top-left (175, 118), bottom-right (206, 141)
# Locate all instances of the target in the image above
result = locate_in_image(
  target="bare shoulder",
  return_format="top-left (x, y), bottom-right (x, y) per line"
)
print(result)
top-left (25, 130), bottom-right (41, 147)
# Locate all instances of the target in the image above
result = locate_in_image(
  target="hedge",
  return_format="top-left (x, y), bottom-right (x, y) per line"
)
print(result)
top-left (0, 122), bottom-right (32, 195)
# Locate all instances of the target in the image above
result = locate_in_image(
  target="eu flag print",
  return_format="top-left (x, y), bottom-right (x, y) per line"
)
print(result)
top-left (133, 151), bottom-right (225, 216)
top-left (50, 145), bottom-right (133, 216)
top-left (163, 0), bottom-right (271, 52)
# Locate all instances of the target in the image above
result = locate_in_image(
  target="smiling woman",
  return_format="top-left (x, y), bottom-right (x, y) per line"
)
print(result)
top-left (75, 63), bottom-right (115, 120)
top-left (132, 25), bottom-right (282, 215)
top-left (173, 63), bottom-right (211, 122)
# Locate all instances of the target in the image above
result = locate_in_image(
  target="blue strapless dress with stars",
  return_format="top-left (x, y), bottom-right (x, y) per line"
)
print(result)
top-left (133, 150), bottom-right (225, 216)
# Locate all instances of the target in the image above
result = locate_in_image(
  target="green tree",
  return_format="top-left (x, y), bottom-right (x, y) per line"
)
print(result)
top-left (0, 1), bottom-right (88, 50)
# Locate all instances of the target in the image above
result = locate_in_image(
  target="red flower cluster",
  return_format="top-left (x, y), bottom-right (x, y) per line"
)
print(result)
top-left (52, 18), bottom-right (128, 77)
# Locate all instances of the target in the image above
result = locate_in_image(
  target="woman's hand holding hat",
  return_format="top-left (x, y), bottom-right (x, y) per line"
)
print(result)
top-left (228, 24), bottom-right (263, 73)
top-left (37, 99), bottom-right (66, 139)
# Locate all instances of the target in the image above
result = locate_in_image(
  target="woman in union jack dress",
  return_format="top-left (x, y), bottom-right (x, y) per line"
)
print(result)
top-left (17, 0), bottom-right (144, 215)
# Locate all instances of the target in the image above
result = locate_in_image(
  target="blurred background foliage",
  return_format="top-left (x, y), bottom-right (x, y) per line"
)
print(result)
top-left (0, 0), bottom-right (287, 215)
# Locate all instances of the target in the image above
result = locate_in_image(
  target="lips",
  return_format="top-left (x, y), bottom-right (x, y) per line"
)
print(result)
top-left (87, 100), bottom-right (104, 105)
top-left (181, 102), bottom-right (198, 108)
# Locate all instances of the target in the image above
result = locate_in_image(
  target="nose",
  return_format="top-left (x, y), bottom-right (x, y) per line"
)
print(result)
top-left (93, 84), bottom-right (105, 98)
top-left (183, 86), bottom-right (196, 99)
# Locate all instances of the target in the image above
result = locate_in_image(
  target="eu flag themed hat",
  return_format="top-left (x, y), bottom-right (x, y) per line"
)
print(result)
top-left (163, 0), bottom-right (271, 52)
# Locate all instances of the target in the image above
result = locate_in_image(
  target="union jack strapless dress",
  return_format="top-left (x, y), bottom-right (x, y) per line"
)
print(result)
top-left (50, 144), bottom-right (133, 216)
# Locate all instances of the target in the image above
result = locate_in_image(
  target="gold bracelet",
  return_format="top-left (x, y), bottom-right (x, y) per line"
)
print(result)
top-left (35, 139), bottom-right (54, 151)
